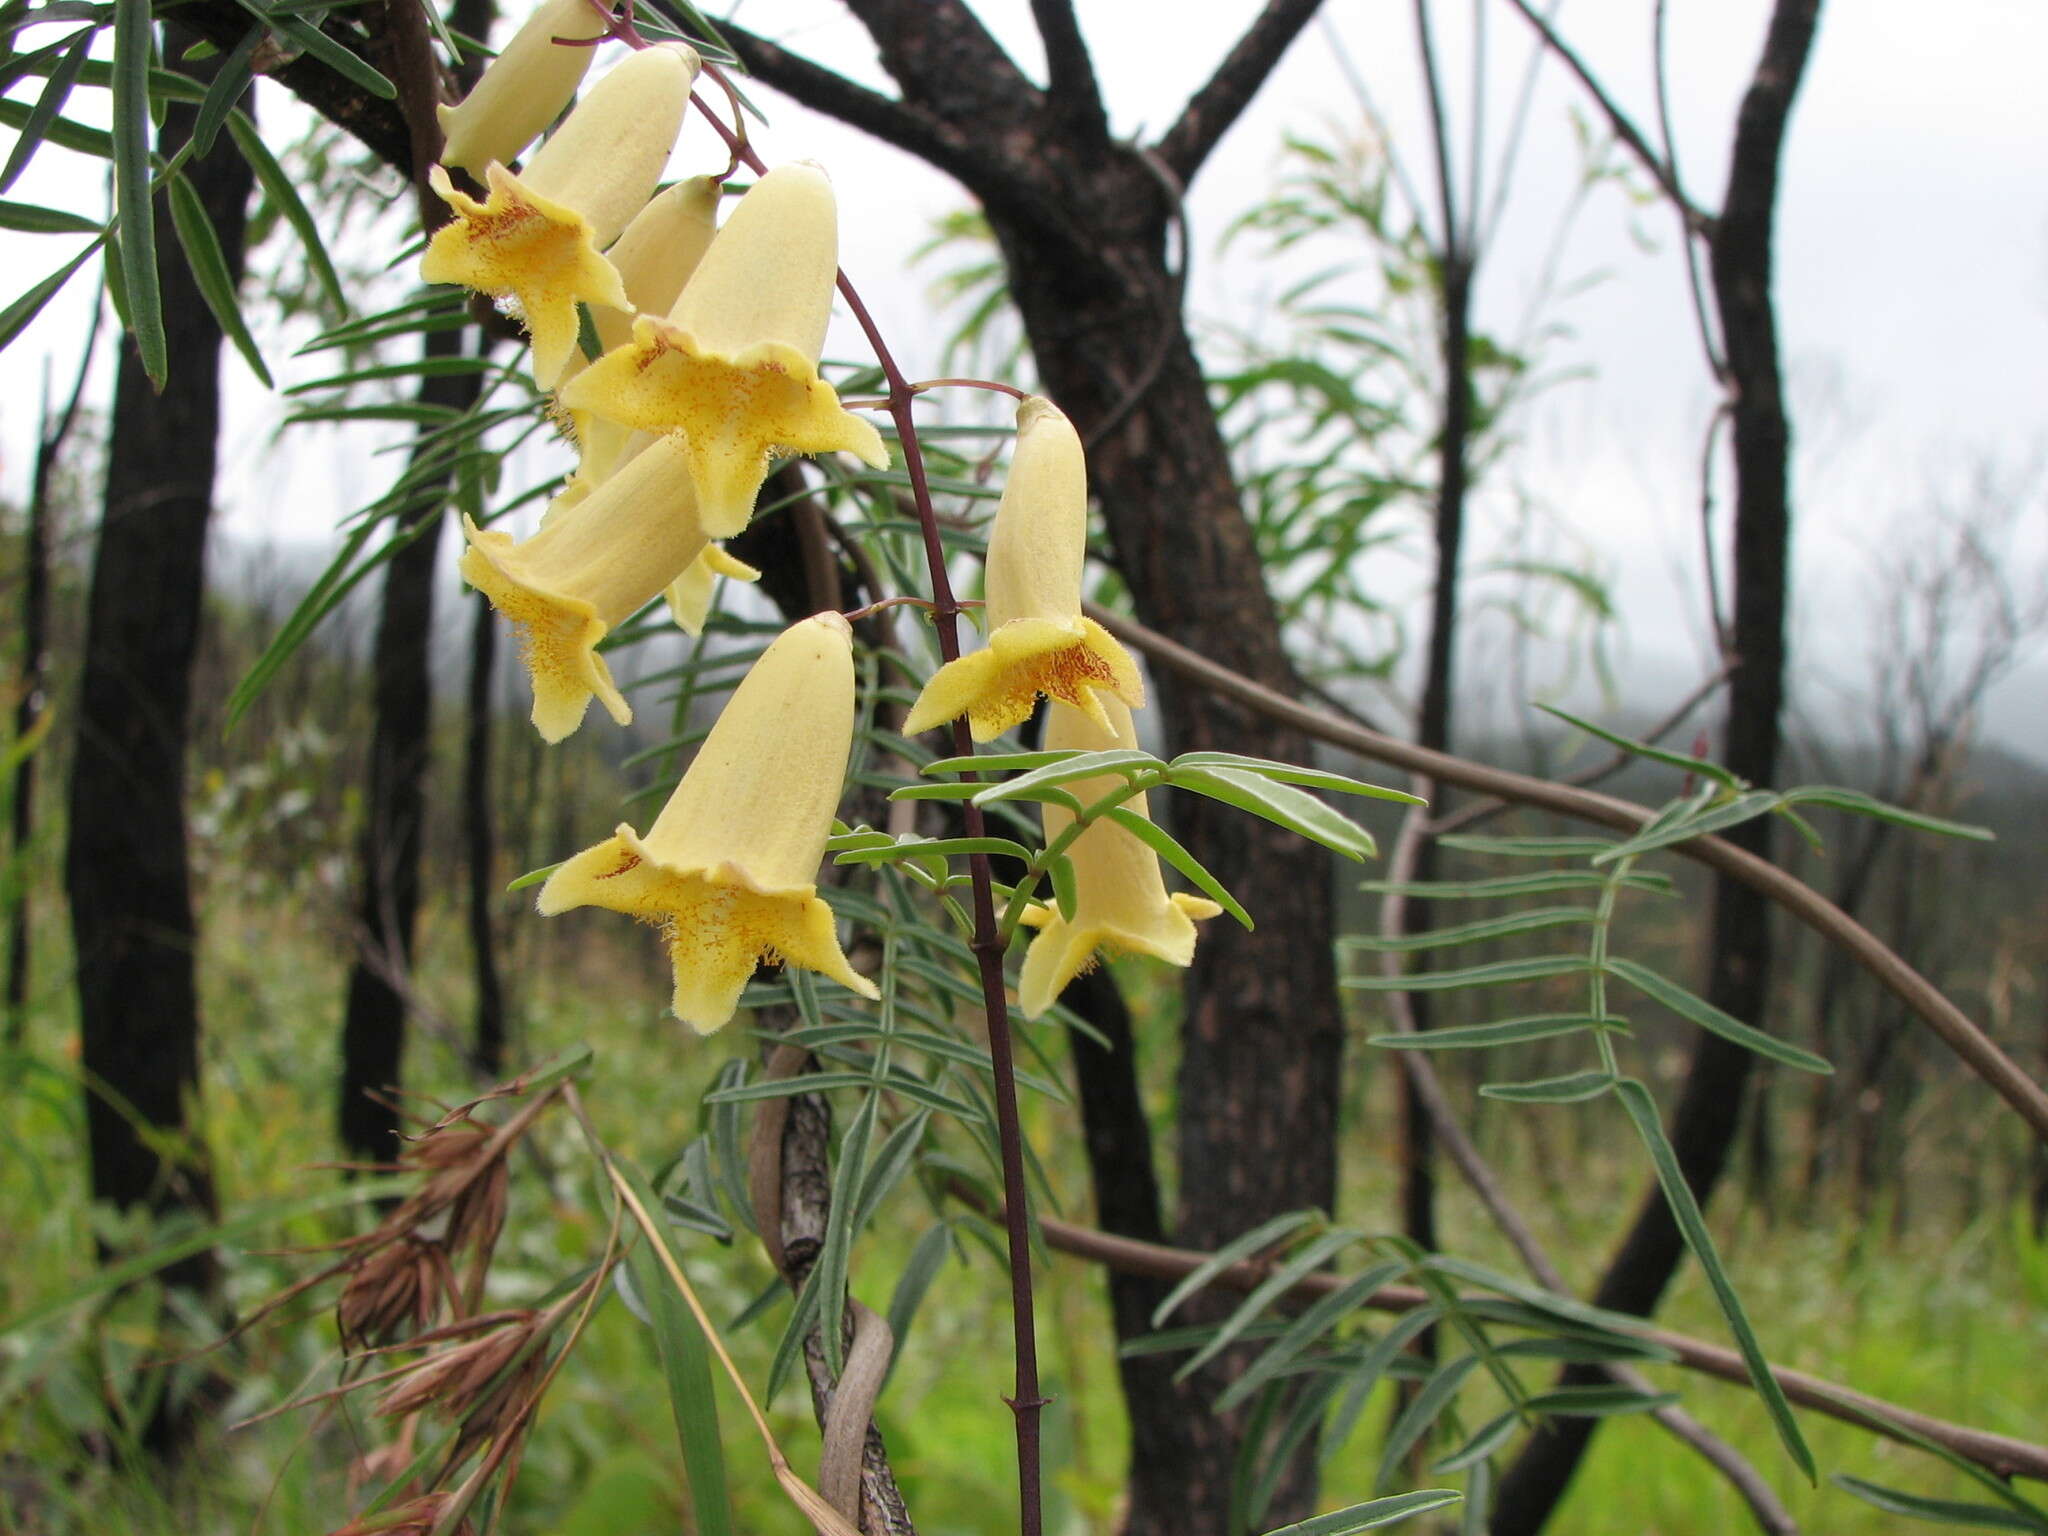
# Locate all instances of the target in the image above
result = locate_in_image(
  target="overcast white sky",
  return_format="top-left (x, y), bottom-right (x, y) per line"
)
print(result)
top-left (4, 1), bottom-right (2045, 762)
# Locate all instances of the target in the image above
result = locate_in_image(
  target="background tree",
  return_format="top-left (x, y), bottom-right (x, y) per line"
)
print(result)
top-left (63, 23), bottom-right (254, 1452)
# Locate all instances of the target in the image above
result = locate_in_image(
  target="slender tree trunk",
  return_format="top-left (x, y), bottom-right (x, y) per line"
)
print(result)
top-left (336, 331), bottom-right (479, 1158)
top-left (64, 27), bottom-right (253, 1453)
top-left (6, 317), bottom-right (97, 1045)
top-left (1492, 5), bottom-right (1821, 1529)
top-left (464, 589), bottom-right (506, 1077)
top-left (1401, 244), bottom-right (1475, 1280)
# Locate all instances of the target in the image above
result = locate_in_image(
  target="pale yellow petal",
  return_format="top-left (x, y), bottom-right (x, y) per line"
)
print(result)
top-left (592, 174), bottom-right (720, 356)
top-left (560, 320), bottom-right (887, 536)
top-left (900, 648), bottom-right (1006, 737)
top-left (521, 42), bottom-right (699, 247)
top-left (421, 162), bottom-right (629, 390)
top-left (664, 543), bottom-right (759, 635)
top-left (1018, 915), bottom-right (1101, 1020)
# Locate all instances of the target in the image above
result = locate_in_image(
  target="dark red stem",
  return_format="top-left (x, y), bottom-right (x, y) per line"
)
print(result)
top-left (691, 76), bottom-right (1045, 1536)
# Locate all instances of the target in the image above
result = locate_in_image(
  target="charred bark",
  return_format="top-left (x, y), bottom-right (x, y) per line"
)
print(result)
top-left (464, 588), bottom-right (507, 1078)
top-left (64, 26), bottom-right (252, 1453)
top-left (1492, 4), bottom-right (1822, 1529)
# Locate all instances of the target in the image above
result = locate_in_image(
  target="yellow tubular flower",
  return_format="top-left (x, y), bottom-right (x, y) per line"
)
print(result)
top-left (460, 433), bottom-right (710, 742)
top-left (421, 42), bottom-right (699, 390)
top-left (901, 396), bottom-right (1142, 741)
top-left (558, 163), bottom-right (889, 537)
top-left (436, 0), bottom-right (611, 177)
top-left (537, 613), bottom-right (881, 1032)
top-left (1017, 696), bottom-right (1223, 1019)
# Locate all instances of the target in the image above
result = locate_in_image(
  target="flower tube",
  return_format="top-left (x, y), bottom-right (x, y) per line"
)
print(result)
top-left (422, 42), bottom-right (699, 389)
top-left (436, 0), bottom-right (612, 177)
top-left (460, 433), bottom-right (713, 741)
top-left (558, 162), bottom-right (888, 536)
top-left (902, 395), bottom-right (1142, 741)
top-left (1016, 696), bottom-right (1222, 1018)
top-left (538, 613), bottom-right (880, 1031)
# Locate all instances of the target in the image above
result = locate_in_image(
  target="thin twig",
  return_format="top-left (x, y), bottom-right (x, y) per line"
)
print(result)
top-left (949, 1186), bottom-right (2048, 1484)
top-left (1087, 600), bottom-right (2048, 1144)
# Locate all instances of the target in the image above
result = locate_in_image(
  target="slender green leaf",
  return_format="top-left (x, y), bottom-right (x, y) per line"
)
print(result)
top-left (703, 1071), bottom-right (880, 1105)
top-left (1613, 1077), bottom-right (1814, 1481)
top-left (0, 238), bottom-right (102, 352)
top-left (1437, 834), bottom-right (1617, 858)
top-left (1168, 750), bottom-right (1424, 804)
top-left (1104, 805), bottom-right (1253, 929)
top-left (1345, 907), bottom-right (1597, 954)
top-left (1370, 1014), bottom-right (1615, 1051)
top-left (1779, 786), bottom-right (1993, 843)
top-left (765, 1257), bottom-right (822, 1404)
top-left (1346, 955), bottom-right (1593, 992)
top-left (971, 748), bottom-right (1158, 806)
top-left (1244, 1373), bottom-right (1344, 1527)
top-left (1260, 1490), bottom-right (1462, 1535)
top-left (1169, 764), bottom-right (1377, 860)
top-left (1538, 703), bottom-right (1741, 790)
top-left (1605, 956), bottom-right (1831, 1074)
top-left (615, 1163), bottom-right (733, 1536)
top-left (0, 25), bottom-right (94, 192)
top-left (835, 835), bottom-right (1036, 867)
top-left (188, 23), bottom-right (259, 156)
top-left (924, 749), bottom-right (1076, 776)
top-left (1478, 1071), bottom-right (1614, 1104)
top-left (1377, 1353), bottom-right (1481, 1491)
top-left (1218, 1260), bottom-right (1408, 1413)
top-left (814, 1094), bottom-right (875, 1377)
top-left (1178, 1228), bottom-right (1367, 1381)
top-left (230, 0), bottom-right (394, 96)
top-left (1520, 1384), bottom-right (1677, 1417)
top-left (111, 0), bottom-right (162, 385)
top-left (1430, 1409), bottom-right (1519, 1474)
top-left (227, 109), bottom-right (345, 314)
top-left (1832, 1478), bottom-right (2046, 1531)
top-left (1595, 789), bottom-right (1783, 862)
top-left (883, 1223), bottom-right (954, 1389)
top-left (166, 170), bottom-right (269, 386)
top-left (0, 199), bottom-right (99, 233)
top-left (1150, 1210), bottom-right (1319, 1327)
top-left (1359, 870), bottom-right (1675, 901)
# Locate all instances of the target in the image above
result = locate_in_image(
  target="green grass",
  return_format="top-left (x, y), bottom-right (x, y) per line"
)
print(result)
top-left (4, 892), bottom-right (2045, 1536)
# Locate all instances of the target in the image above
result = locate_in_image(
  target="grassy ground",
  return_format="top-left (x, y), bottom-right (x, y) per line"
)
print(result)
top-left (4, 888), bottom-right (2045, 1535)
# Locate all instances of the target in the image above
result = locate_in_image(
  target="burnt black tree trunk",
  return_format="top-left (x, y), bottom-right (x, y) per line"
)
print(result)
top-left (1400, 0), bottom-right (1479, 1284)
top-left (64, 27), bottom-right (253, 1451)
top-left (1492, 4), bottom-right (1822, 1529)
top-left (6, 307), bottom-right (99, 1046)
top-left (703, 6), bottom-right (1335, 1529)
top-left (335, 331), bottom-right (479, 1158)
top-left (464, 588), bottom-right (506, 1078)
top-left (337, 0), bottom-right (492, 1151)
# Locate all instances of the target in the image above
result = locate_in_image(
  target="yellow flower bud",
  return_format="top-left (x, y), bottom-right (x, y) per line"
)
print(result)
top-left (460, 432), bottom-right (711, 741)
top-left (538, 613), bottom-right (880, 1031)
top-left (1016, 696), bottom-right (1222, 1018)
top-left (435, 0), bottom-right (611, 177)
top-left (902, 396), bottom-right (1142, 741)
top-left (421, 43), bottom-right (699, 389)
top-left (558, 162), bottom-right (888, 537)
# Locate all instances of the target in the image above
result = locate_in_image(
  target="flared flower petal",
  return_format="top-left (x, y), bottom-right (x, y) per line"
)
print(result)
top-left (900, 615), bottom-right (1140, 741)
top-left (1015, 697), bottom-right (1223, 1018)
top-left (537, 614), bottom-right (878, 1031)
top-left (460, 434), bottom-right (710, 741)
top-left (903, 396), bottom-right (1142, 740)
top-left (557, 164), bottom-right (888, 535)
top-left (666, 543), bottom-right (761, 635)
top-left (559, 175), bottom-right (721, 398)
top-left (435, 0), bottom-right (611, 176)
top-left (422, 43), bottom-right (698, 389)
